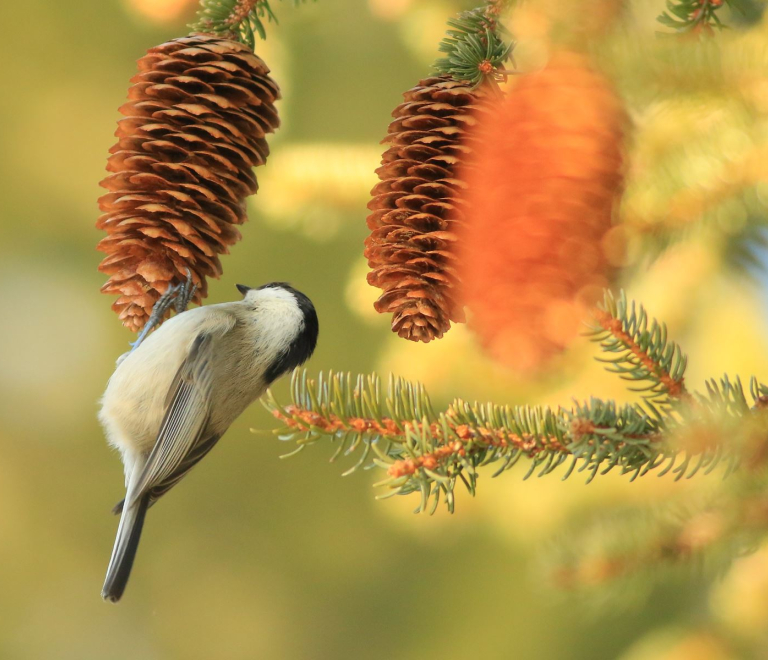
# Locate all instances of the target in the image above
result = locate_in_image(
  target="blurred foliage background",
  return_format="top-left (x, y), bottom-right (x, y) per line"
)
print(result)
top-left (3, 0), bottom-right (768, 658)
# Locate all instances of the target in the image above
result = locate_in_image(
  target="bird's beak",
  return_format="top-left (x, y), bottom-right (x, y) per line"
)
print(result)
top-left (236, 284), bottom-right (251, 296)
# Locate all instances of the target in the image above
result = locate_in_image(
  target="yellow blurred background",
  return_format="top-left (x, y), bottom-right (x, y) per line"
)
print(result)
top-left (3, 0), bottom-right (768, 658)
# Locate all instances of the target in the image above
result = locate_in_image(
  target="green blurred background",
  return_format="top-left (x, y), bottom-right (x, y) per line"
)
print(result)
top-left (3, 0), bottom-right (768, 658)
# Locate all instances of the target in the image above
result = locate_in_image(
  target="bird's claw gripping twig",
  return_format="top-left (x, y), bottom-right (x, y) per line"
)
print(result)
top-left (129, 270), bottom-right (197, 353)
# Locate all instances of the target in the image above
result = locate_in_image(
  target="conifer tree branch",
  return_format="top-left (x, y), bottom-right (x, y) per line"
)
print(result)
top-left (190, 0), bottom-right (309, 48)
top-left (657, 0), bottom-right (732, 35)
top-left (588, 291), bottom-right (690, 414)
top-left (550, 466), bottom-right (768, 595)
top-left (434, 4), bottom-right (514, 87)
top-left (262, 292), bottom-right (768, 514)
top-left (266, 376), bottom-right (669, 513)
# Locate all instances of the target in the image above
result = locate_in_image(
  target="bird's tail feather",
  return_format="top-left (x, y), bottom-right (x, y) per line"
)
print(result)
top-left (101, 493), bottom-right (149, 603)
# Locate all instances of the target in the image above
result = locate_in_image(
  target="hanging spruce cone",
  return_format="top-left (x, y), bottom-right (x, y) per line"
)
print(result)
top-left (458, 51), bottom-right (627, 372)
top-left (365, 76), bottom-right (487, 343)
top-left (97, 34), bottom-right (280, 331)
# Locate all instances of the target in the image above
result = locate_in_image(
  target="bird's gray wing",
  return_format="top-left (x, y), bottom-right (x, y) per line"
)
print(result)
top-left (125, 312), bottom-right (236, 509)
top-left (145, 432), bottom-right (222, 506)
top-left (112, 433), bottom-right (222, 515)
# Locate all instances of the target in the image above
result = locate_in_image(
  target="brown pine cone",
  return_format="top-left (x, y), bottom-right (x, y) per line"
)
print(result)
top-left (459, 52), bottom-right (627, 372)
top-left (97, 34), bottom-right (280, 331)
top-left (365, 76), bottom-right (487, 343)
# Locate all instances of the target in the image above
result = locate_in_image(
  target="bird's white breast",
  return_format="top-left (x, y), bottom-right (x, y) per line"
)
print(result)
top-left (99, 308), bottom-right (207, 477)
top-left (99, 295), bottom-right (305, 480)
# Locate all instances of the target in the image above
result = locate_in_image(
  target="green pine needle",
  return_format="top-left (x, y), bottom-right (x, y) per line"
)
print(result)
top-left (657, 0), bottom-right (732, 34)
top-left (190, 0), bottom-right (310, 49)
top-left (434, 7), bottom-right (514, 86)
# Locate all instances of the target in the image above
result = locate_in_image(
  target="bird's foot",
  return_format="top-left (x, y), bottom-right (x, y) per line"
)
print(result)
top-left (174, 269), bottom-right (198, 314)
top-left (130, 270), bottom-right (197, 352)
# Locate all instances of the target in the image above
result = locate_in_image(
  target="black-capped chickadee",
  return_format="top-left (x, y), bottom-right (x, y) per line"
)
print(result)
top-left (99, 282), bottom-right (318, 602)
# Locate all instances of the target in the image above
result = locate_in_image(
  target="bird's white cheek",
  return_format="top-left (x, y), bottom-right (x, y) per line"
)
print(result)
top-left (253, 302), bottom-right (304, 349)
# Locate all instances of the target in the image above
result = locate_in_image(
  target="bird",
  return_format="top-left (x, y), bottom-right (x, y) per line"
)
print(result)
top-left (99, 281), bottom-right (318, 602)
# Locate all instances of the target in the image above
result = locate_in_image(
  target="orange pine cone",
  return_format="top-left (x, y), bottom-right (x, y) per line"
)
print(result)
top-left (458, 52), bottom-right (627, 371)
top-left (97, 35), bottom-right (279, 331)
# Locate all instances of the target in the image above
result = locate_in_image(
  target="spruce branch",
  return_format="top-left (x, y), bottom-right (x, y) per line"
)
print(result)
top-left (657, 0), bottom-right (731, 35)
top-left (190, 0), bottom-right (309, 49)
top-left (434, 5), bottom-right (514, 86)
top-left (263, 292), bottom-right (768, 514)
top-left (549, 474), bottom-right (768, 598)
top-left (549, 379), bottom-right (768, 600)
top-left (265, 371), bottom-right (670, 513)
top-left (588, 291), bottom-right (689, 413)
